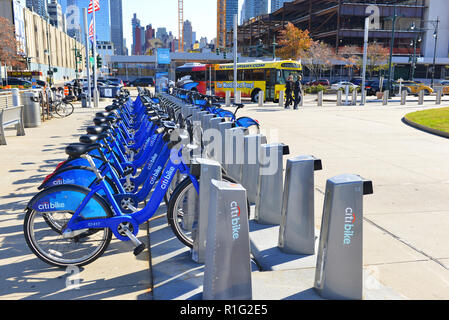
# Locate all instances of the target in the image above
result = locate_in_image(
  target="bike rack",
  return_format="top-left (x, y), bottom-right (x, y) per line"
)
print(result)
top-left (191, 158), bottom-right (222, 264)
top-left (278, 155), bottom-right (322, 255)
top-left (203, 179), bottom-right (252, 300)
top-left (314, 174), bottom-right (373, 300)
top-left (224, 127), bottom-right (248, 182)
top-left (254, 143), bottom-right (290, 225)
top-left (241, 134), bottom-right (267, 204)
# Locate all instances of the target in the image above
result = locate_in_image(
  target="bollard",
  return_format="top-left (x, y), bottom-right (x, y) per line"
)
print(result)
top-left (382, 90), bottom-right (389, 106)
top-left (11, 88), bottom-right (21, 107)
top-left (436, 89), bottom-right (442, 105)
top-left (337, 90), bottom-right (342, 106)
top-left (279, 91), bottom-right (284, 107)
top-left (418, 90), bottom-right (424, 105)
top-left (254, 143), bottom-right (290, 225)
top-left (224, 127), bottom-right (248, 182)
top-left (235, 90), bottom-right (242, 104)
top-left (314, 174), bottom-right (373, 300)
top-left (278, 156), bottom-right (322, 255)
top-left (225, 91), bottom-right (231, 107)
top-left (203, 179), bottom-right (252, 300)
top-left (258, 90), bottom-right (264, 107)
top-left (401, 90), bottom-right (407, 105)
top-left (191, 158), bottom-right (222, 263)
top-left (241, 134), bottom-right (267, 204)
top-left (345, 85), bottom-right (350, 105)
top-left (351, 90), bottom-right (357, 106)
top-left (317, 91), bottom-right (323, 107)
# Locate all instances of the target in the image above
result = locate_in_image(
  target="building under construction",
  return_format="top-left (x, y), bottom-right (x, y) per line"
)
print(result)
top-left (234, 0), bottom-right (449, 80)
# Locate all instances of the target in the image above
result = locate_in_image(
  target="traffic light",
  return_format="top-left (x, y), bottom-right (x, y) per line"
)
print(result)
top-left (216, 48), bottom-right (220, 55)
top-left (223, 50), bottom-right (226, 59)
top-left (96, 55), bottom-right (102, 68)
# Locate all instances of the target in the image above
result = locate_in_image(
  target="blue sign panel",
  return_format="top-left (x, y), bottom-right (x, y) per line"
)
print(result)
top-left (157, 48), bottom-right (171, 65)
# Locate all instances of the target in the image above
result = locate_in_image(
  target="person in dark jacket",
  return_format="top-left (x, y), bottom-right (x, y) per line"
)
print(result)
top-left (284, 75), bottom-right (294, 109)
top-left (293, 75), bottom-right (303, 110)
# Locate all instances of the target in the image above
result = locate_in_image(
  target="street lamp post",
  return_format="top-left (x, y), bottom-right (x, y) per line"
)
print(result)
top-left (386, 4), bottom-right (398, 93)
top-left (46, 16), bottom-right (52, 86)
top-left (431, 18), bottom-right (440, 88)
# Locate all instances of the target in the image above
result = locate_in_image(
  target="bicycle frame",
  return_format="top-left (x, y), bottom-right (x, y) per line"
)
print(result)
top-left (60, 148), bottom-right (199, 241)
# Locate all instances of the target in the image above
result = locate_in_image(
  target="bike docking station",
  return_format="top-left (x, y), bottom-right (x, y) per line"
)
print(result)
top-left (203, 179), bottom-right (252, 300)
top-left (314, 174), bottom-right (373, 300)
top-left (146, 93), bottom-right (395, 301)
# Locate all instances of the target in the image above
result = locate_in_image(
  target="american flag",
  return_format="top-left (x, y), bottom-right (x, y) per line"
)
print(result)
top-left (88, 19), bottom-right (94, 42)
top-left (88, 0), bottom-right (100, 14)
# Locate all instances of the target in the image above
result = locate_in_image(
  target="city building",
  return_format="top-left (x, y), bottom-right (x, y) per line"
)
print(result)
top-left (237, 0), bottom-right (449, 81)
top-left (131, 13), bottom-right (140, 55)
top-left (48, 0), bottom-right (63, 30)
top-left (240, 0), bottom-right (268, 24)
top-left (66, 0), bottom-right (111, 45)
top-left (270, 0), bottom-right (291, 13)
top-left (225, 0), bottom-right (238, 31)
top-left (110, 0), bottom-right (124, 55)
top-left (183, 20), bottom-right (192, 51)
top-left (25, 0), bottom-right (47, 18)
top-left (96, 40), bottom-right (114, 74)
top-left (0, 0), bottom-right (85, 80)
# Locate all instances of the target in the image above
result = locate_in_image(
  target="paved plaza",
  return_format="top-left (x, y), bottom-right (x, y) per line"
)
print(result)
top-left (0, 93), bottom-right (448, 300)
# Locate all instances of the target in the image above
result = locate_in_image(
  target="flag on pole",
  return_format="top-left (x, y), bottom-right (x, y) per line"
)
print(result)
top-left (88, 18), bottom-right (94, 42)
top-left (88, 0), bottom-right (100, 13)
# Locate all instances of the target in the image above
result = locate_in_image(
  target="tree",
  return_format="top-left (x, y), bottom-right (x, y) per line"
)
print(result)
top-left (363, 43), bottom-right (389, 78)
top-left (338, 45), bottom-right (361, 78)
top-left (302, 40), bottom-right (335, 80)
top-left (0, 17), bottom-right (24, 69)
top-left (276, 23), bottom-right (313, 61)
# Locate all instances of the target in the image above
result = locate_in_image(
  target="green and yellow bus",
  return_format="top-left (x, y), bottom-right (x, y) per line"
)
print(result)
top-left (214, 60), bottom-right (302, 102)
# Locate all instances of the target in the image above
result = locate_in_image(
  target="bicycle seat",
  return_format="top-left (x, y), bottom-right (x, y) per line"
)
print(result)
top-left (233, 103), bottom-right (245, 108)
top-left (86, 125), bottom-right (110, 135)
top-left (96, 111), bottom-right (113, 118)
top-left (93, 117), bottom-right (108, 125)
top-left (65, 143), bottom-right (101, 158)
top-left (79, 133), bottom-right (108, 144)
top-left (105, 105), bottom-right (119, 112)
top-left (162, 121), bottom-right (177, 130)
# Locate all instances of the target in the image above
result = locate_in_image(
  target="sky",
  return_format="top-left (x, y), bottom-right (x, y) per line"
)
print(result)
top-left (122, 0), bottom-right (246, 52)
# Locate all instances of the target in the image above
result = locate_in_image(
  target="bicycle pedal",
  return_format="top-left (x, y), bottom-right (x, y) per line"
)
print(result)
top-left (133, 243), bottom-right (146, 256)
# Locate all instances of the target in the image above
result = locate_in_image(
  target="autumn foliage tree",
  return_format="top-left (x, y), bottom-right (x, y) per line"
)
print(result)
top-left (0, 17), bottom-right (25, 69)
top-left (302, 40), bottom-right (335, 80)
top-left (277, 22), bottom-right (313, 61)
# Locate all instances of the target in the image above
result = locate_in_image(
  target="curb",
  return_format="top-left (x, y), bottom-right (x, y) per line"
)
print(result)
top-left (402, 116), bottom-right (449, 139)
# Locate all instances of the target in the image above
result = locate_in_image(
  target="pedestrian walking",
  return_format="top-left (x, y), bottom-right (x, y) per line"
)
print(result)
top-left (293, 75), bottom-right (303, 110)
top-left (284, 75), bottom-right (294, 109)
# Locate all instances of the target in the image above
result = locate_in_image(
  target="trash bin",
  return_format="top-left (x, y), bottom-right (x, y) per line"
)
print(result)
top-left (101, 86), bottom-right (119, 98)
top-left (22, 90), bottom-right (41, 128)
top-left (81, 93), bottom-right (88, 108)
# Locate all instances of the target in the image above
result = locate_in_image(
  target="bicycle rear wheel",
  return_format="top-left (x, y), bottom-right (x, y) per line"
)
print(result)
top-left (167, 174), bottom-right (250, 248)
top-left (56, 101), bottom-right (74, 117)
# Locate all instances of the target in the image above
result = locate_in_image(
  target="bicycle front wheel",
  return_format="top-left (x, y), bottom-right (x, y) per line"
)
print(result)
top-left (24, 188), bottom-right (113, 268)
top-left (56, 101), bottom-right (74, 117)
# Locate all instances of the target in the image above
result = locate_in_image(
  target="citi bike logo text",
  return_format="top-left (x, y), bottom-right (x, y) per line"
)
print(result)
top-left (343, 207), bottom-right (356, 245)
top-left (160, 167), bottom-right (176, 190)
top-left (149, 165), bottom-right (163, 185)
top-left (37, 201), bottom-right (65, 210)
top-left (230, 201), bottom-right (241, 240)
top-left (147, 153), bottom-right (159, 170)
top-left (53, 178), bottom-right (75, 185)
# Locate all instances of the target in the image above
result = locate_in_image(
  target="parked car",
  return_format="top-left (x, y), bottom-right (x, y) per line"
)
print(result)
top-left (399, 80), bottom-right (433, 96)
top-left (331, 81), bottom-right (359, 91)
top-left (129, 77), bottom-right (155, 87)
top-left (307, 79), bottom-right (330, 86)
top-left (350, 77), bottom-right (363, 86)
top-left (106, 78), bottom-right (124, 87)
top-left (364, 80), bottom-right (400, 96)
top-left (440, 80), bottom-right (449, 86)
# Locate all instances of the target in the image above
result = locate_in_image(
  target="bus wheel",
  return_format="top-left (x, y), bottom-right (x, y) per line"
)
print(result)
top-left (251, 89), bottom-right (261, 103)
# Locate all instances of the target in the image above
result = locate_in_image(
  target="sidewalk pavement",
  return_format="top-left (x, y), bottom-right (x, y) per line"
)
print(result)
top-left (1, 94), bottom-right (448, 300)
top-left (0, 99), bottom-right (152, 300)
top-left (149, 98), bottom-right (449, 300)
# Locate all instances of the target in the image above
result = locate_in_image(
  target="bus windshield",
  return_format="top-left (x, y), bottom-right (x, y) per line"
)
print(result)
top-left (277, 69), bottom-right (301, 84)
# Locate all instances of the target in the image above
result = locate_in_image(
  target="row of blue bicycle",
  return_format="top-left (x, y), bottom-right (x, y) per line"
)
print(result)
top-left (23, 87), bottom-right (260, 268)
